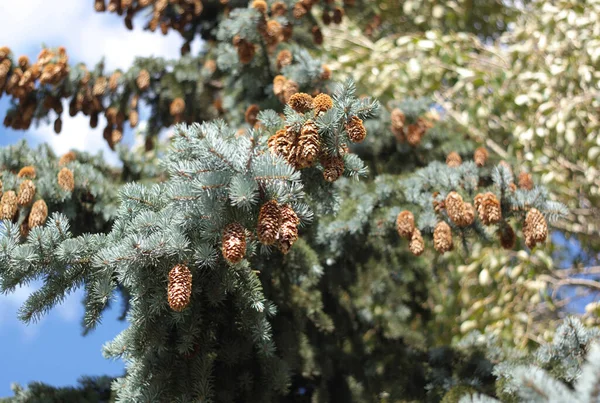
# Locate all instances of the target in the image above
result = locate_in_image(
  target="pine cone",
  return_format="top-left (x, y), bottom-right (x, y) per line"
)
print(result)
top-left (265, 20), bottom-right (283, 45)
top-left (499, 223), bottom-right (516, 249)
top-left (109, 71), bottom-right (121, 92)
top-left (136, 69), bottom-right (150, 90)
top-left (518, 172), bottom-right (533, 190)
top-left (474, 147), bottom-right (488, 167)
top-left (29, 199), bottom-right (48, 228)
top-left (251, 0), bottom-right (268, 13)
top-left (321, 65), bottom-right (332, 80)
top-left (396, 210), bottom-right (415, 239)
top-left (1, 191), bottom-right (18, 221)
top-left (406, 123), bottom-right (423, 146)
top-left (129, 110), bottom-right (139, 128)
top-left (276, 49), bottom-right (293, 70)
top-left (462, 202), bottom-right (475, 227)
top-left (54, 118), bottom-right (62, 134)
top-left (332, 6), bottom-right (344, 24)
top-left (271, 1), bottom-right (287, 16)
top-left (168, 264), bottom-right (192, 312)
top-left (20, 220), bottom-right (30, 238)
top-left (17, 166), bottom-right (36, 179)
top-left (94, 0), bottom-right (106, 12)
top-left (295, 120), bottom-right (320, 168)
top-left (58, 151), bottom-right (77, 166)
top-left (92, 76), bottom-right (108, 96)
top-left (278, 204), bottom-right (299, 254)
top-left (445, 192), bottom-right (469, 227)
top-left (57, 167), bottom-right (75, 192)
top-left (311, 26), bottom-right (323, 45)
top-left (244, 104), bottom-right (260, 126)
top-left (523, 208), bottom-right (547, 248)
top-left (474, 192), bottom-right (502, 225)
top-left (390, 108), bottom-right (405, 131)
top-left (288, 93), bottom-right (314, 113)
top-left (409, 229), bottom-right (425, 256)
top-left (273, 75), bottom-right (287, 97)
top-left (433, 221), bottom-right (453, 254)
top-left (17, 180), bottom-right (35, 206)
top-left (346, 115), bottom-right (367, 143)
top-left (257, 200), bottom-right (281, 245)
top-left (282, 80), bottom-right (299, 103)
top-left (170, 97), bottom-right (186, 116)
top-left (446, 152), bottom-right (462, 167)
top-left (222, 223), bottom-right (247, 264)
top-left (293, 2), bottom-right (307, 18)
top-left (321, 154), bottom-right (345, 182)
top-left (313, 93), bottom-right (333, 114)
top-left (236, 39), bottom-right (256, 64)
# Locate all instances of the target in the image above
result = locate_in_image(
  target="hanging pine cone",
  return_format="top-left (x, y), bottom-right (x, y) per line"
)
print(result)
top-left (169, 97), bottom-right (186, 116)
top-left (136, 69), bottom-right (150, 90)
top-left (433, 221), bottom-right (453, 254)
top-left (321, 155), bottom-right (345, 182)
top-left (251, 0), bottom-right (268, 13)
top-left (311, 26), bottom-right (323, 45)
top-left (278, 204), bottom-right (299, 254)
top-left (29, 199), bottom-right (48, 228)
top-left (396, 210), bottom-right (415, 239)
top-left (321, 65), bottom-right (332, 80)
top-left (313, 93), bottom-right (333, 114)
top-left (474, 192), bottom-right (502, 225)
top-left (58, 167), bottom-right (75, 192)
top-left (523, 208), bottom-right (547, 248)
top-left (129, 110), bottom-right (139, 128)
top-left (268, 126), bottom-right (297, 164)
top-left (276, 49), bottom-right (293, 70)
top-left (222, 223), bottom-right (247, 264)
top-left (271, 1), bottom-right (287, 16)
top-left (406, 123), bottom-right (423, 146)
top-left (17, 180), bottom-right (35, 206)
top-left (1, 191), bottom-right (18, 221)
top-left (295, 120), bottom-right (320, 169)
top-left (94, 0), bottom-right (106, 12)
top-left (462, 202), bottom-right (475, 226)
top-left (288, 93), bottom-right (314, 113)
top-left (109, 71), bottom-right (121, 92)
top-left (92, 76), bottom-right (108, 96)
top-left (17, 166), bottom-right (36, 179)
top-left (20, 220), bottom-right (30, 238)
top-left (390, 108), bottom-right (405, 141)
top-left (346, 115), bottom-right (367, 143)
top-left (58, 151), bottom-right (77, 166)
top-left (518, 172), bottom-right (533, 190)
top-left (273, 75), bottom-right (287, 97)
top-left (332, 6), bottom-right (344, 24)
top-left (54, 118), bottom-right (62, 134)
top-left (236, 39), bottom-right (256, 64)
top-left (168, 263), bottom-right (192, 312)
top-left (445, 192), bottom-right (469, 227)
top-left (474, 147), bottom-right (488, 167)
top-left (257, 200), bottom-right (281, 245)
top-left (293, 2), bottom-right (307, 18)
top-left (446, 152), bottom-right (462, 167)
top-left (245, 104), bottom-right (260, 126)
top-left (499, 223), bottom-right (516, 250)
top-left (409, 229), bottom-right (425, 256)
top-left (282, 80), bottom-right (299, 103)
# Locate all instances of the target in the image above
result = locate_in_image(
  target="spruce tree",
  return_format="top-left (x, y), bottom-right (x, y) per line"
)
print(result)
top-left (0, 1), bottom-right (595, 402)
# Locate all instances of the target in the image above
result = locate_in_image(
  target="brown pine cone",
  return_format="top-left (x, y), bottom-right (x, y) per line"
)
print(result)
top-left (271, 1), bottom-right (287, 16)
top-left (268, 126), bottom-right (297, 164)
top-left (474, 192), bottom-right (502, 225)
top-left (445, 192), bottom-right (467, 227)
top-left (136, 69), bottom-right (150, 90)
top-left (222, 223), bottom-right (247, 264)
top-left (57, 167), bottom-right (75, 192)
top-left (168, 264), bottom-right (192, 312)
top-left (276, 49), bottom-right (293, 70)
top-left (0, 191), bottom-right (18, 221)
top-left (446, 152), bottom-right (462, 168)
top-left (409, 229), bottom-right (425, 256)
top-left (17, 166), bottom-right (36, 179)
top-left (523, 208), bottom-right (547, 248)
top-left (59, 151), bottom-right (77, 166)
top-left (474, 147), bottom-right (488, 167)
top-left (245, 104), bottom-right (260, 126)
top-left (498, 223), bottom-right (516, 249)
top-left (169, 97), bottom-right (186, 116)
top-left (282, 80), bottom-right (299, 103)
top-left (251, 0), bottom-right (268, 13)
top-left (288, 93), bottom-right (314, 113)
top-left (396, 210), bottom-right (415, 239)
top-left (257, 200), bottom-right (281, 245)
top-left (17, 180), bottom-right (35, 206)
top-left (433, 221), bottom-right (453, 254)
top-left (518, 172), bottom-right (533, 190)
top-left (278, 204), bottom-right (299, 254)
top-left (346, 115), bottom-right (367, 143)
top-left (29, 199), bottom-right (48, 228)
top-left (295, 120), bottom-right (320, 168)
top-left (321, 154), bottom-right (344, 182)
top-left (313, 93), bottom-right (333, 114)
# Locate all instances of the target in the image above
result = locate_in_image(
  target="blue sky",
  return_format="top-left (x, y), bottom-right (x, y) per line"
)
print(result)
top-left (0, 0), bottom-right (200, 396)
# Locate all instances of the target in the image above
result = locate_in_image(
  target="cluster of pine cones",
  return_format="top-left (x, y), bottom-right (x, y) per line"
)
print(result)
top-left (390, 108), bottom-right (436, 147)
top-left (267, 92), bottom-right (366, 182)
top-left (397, 151), bottom-right (548, 255)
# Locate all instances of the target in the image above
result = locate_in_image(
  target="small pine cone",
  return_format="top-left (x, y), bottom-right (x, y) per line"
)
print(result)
top-left (406, 123), bottom-right (423, 147)
top-left (251, 0), bottom-right (268, 13)
top-left (276, 50), bottom-right (293, 70)
top-left (346, 116), bottom-right (367, 143)
top-left (0, 191), bottom-right (18, 221)
top-left (245, 104), bottom-right (260, 126)
top-left (396, 210), bottom-right (415, 239)
top-left (332, 6), bottom-right (344, 24)
top-left (20, 220), bottom-right (30, 238)
top-left (445, 192), bottom-right (466, 226)
top-left (321, 65), bottom-right (332, 80)
top-left (237, 39), bottom-right (256, 64)
top-left (518, 172), bottom-right (533, 190)
top-left (257, 200), bottom-right (281, 245)
top-left (278, 204), bottom-right (299, 254)
top-left (130, 94), bottom-right (139, 109)
top-left (94, 0), bottom-right (106, 12)
top-left (288, 93), bottom-right (313, 113)
top-left (136, 69), bottom-right (150, 90)
top-left (17, 166), bottom-right (36, 179)
top-left (273, 75), bottom-right (287, 96)
top-left (409, 229), bottom-right (425, 256)
top-left (265, 20), bottom-right (283, 44)
top-left (59, 151), bottom-right (77, 166)
top-left (58, 167), bottom-right (75, 192)
top-left (293, 2), bottom-right (307, 18)
top-left (499, 223), bottom-right (516, 250)
top-left (18, 56), bottom-right (29, 70)
top-left (282, 80), bottom-right (299, 103)
top-left (17, 180), bottom-right (36, 206)
top-left (170, 97), bottom-right (186, 116)
top-left (321, 154), bottom-right (344, 182)
top-left (92, 76), bottom-right (108, 96)
top-left (268, 127), bottom-right (296, 163)
top-left (390, 108), bottom-right (405, 131)
top-left (446, 152), bottom-right (462, 168)
top-left (129, 110), bottom-right (139, 128)
top-left (295, 120), bottom-right (320, 168)
top-left (168, 264), bottom-right (192, 312)
top-left (524, 208), bottom-right (547, 247)
top-left (433, 221), bottom-right (453, 254)
top-left (311, 26), bottom-right (323, 45)
top-left (271, 1), bottom-right (287, 16)
top-left (222, 223), bottom-right (247, 264)
top-left (474, 147), bottom-right (488, 167)
top-left (313, 93), bottom-right (333, 114)
top-left (109, 71), bottom-right (121, 92)
top-left (462, 202), bottom-right (475, 226)
top-left (28, 199), bottom-right (48, 228)
top-left (475, 192), bottom-right (502, 225)
top-left (109, 129), bottom-right (123, 149)
top-left (54, 118), bottom-right (62, 134)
